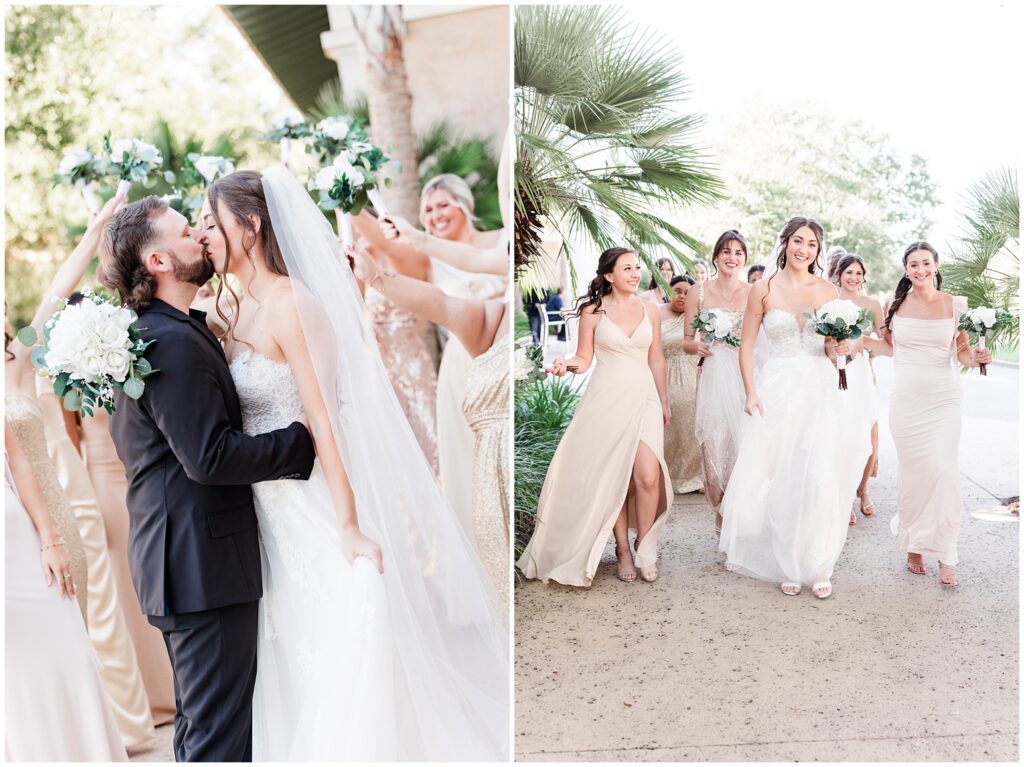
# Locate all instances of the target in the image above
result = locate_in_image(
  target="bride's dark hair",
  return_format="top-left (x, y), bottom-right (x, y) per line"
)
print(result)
top-left (571, 246), bottom-right (635, 317)
top-left (206, 170), bottom-right (289, 344)
top-left (761, 216), bottom-right (825, 310)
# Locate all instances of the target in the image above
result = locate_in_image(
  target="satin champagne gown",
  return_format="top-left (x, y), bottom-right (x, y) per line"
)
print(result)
top-left (694, 310), bottom-right (745, 519)
top-left (518, 311), bottom-right (672, 586)
top-left (5, 455), bottom-right (128, 762)
top-left (431, 259), bottom-right (508, 536)
top-left (463, 335), bottom-right (510, 614)
top-left (889, 297), bottom-right (966, 565)
top-left (80, 410), bottom-right (176, 725)
top-left (365, 287), bottom-right (440, 476)
top-left (36, 381), bottom-right (155, 747)
top-left (6, 394), bottom-right (88, 622)
top-left (661, 314), bottom-right (703, 494)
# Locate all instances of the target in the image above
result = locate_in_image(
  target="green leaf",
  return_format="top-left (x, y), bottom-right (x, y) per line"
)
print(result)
top-left (53, 372), bottom-right (71, 396)
top-left (123, 377), bottom-right (145, 400)
top-left (63, 389), bottom-right (82, 411)
top-left (30, 346), bottom-right (48, 369)
top-left (134, 357), bottom-right (153, 376)
top-left (15, 326), bottom-right (37, 346)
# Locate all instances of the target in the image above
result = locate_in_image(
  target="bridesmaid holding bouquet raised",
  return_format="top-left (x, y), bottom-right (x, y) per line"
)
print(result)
top-left (518, 247), bottom-right (672, 585)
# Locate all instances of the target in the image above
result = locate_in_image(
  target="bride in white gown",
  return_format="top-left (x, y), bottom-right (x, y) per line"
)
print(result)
top-left (719, 217), bottom-right (870, 599)
top-left (197, 168), bottom-right (508, 761)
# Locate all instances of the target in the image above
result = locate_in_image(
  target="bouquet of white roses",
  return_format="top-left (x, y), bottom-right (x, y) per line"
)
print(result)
top-left (55, 147), bottom-right (110, 214)
top-left (163, 153), bottom-right (236, 222)
top-left (17, 290), bottom-right (158, 416)
top-left (265, 114), bottom-right (312, 165)
top-left (514, 337), bottom-right (546, 388)
top-left (805, 299), bottom-right (874, 389)
top-left (690, 308), bottom-right (741, 368)
top-left (308, 137), bottom-right (393, 247)
top-left (958, 306), bottom-right (1012, 376)
top-left (103, 136), bottom-right (164, 197)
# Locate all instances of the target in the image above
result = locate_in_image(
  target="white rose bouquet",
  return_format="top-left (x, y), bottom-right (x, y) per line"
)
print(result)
top-left (55, 147), bottom-right (109, 214)
top-left (266, 114), bottom-right (312, 166)
top-left (514, 337), bottom-right (546, 388)
top-left (16, 290), bottom-right (158, 416)
top-left (103, 136), bottom-right (164, 197)
top-left (805, 299), bottom-right (874, 389)
top-left (958, 306), bottom-right (1012, 376)
top-left (308, 133), bottom-right (393, 247)
top-left (690, 308), bottom-right (740, 368)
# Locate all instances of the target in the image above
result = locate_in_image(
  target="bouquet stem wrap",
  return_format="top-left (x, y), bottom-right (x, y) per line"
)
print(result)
top-left (698, 339), bottom-right (714, 368)
top-left (280, 137), bottom-right (291, 167)
top-left (116, 179), bottom-right (132, 198)
top-left (837, 353), bottom-right (848, 389)
top-left (336, 209), bottom-right (353, 249)
top-left (366, 188), bottom-right (389, 218)
top-left (79, 182), bottom-right (99, 215)
top-left (979, 333), bottom-right (988, 376)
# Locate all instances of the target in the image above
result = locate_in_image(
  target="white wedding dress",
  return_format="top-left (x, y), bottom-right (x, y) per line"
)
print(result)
top-left (230, 166), bottom-right (508, 762)
top-left (718, 309), bottom-right (870, 586)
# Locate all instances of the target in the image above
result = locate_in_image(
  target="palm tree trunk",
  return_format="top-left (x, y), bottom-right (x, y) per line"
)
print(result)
top-left (349, 5), bottom-right (419, 221)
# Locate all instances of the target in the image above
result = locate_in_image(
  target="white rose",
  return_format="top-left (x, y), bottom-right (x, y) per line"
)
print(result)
top-left (331, 157), bottom-right (365, 187)
top-left (971, 307), bottom-right (997, 328)
top-left (104, 349), bottom-right (133, 382)
top-left (59, 149), bottom-right (92, 177)
top-left (348, 140), bottom-right (373, 155)
top-left (314, 166), bottom-right (338, 192)
top-left (97, 322), bottom-right (128, 348)
top-left (194, 155), bottom-right (225, 183)
top-left (318, 117), bottom-right (350, 141)
top-left (514, 347), bottom-right (534, 381)
top-left (77, 353), bottom-right (106, 383)
top-left (709, 310), bottom-right (734, 338)
top-left (111, 138), bottom-right (135, 160)
top-left (134, 141), bottom-right (162, 165)
top-left (821, 299), bottom-right (861, 325)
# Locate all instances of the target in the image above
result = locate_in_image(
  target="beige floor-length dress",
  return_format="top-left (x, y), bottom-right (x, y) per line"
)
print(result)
top-left (80, 410), bottom-right (176, 726)
top-left (463, 335), bottom-right (510, 615)
top-left (661, 314), bottom-right (703, 494)
top-left (518, 311), bottom-right (672, 586)
top-left (5, 455), bottom-right (128, 762)
top-left (889, 297), bottom-right (967, 565)
top-left (36, 382), bottom-right (155, 747)
top-left (431, 259), bottom-right (508, 536)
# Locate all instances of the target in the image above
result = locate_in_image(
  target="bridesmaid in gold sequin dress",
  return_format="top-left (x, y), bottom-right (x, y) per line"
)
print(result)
top-left (683, 232), bottom-right (751, 537)
top-left (365, 289), bottom-right (440, 475)
top-left (658, 276), bottom-right (703, 494)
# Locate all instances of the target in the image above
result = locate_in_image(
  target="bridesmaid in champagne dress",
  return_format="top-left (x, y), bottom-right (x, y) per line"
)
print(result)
top-left (866, 242), bottom-right (989, 587)
top-left (36, 378), bottom-right (155, 747)
top-left (659, 276), bottom-right (703, 494)
top-left (5, 423), bottom-right (128, 762)
top-left (518, 247), bottom-right (672, 586)
top-left (81, 410), bottom-right (177, 725)
top-left (463, 333), bottom-right (511, 615)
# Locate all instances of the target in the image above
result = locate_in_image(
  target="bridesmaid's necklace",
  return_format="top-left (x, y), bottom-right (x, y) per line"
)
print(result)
top-left (716, 278), bottom-right (746, 310)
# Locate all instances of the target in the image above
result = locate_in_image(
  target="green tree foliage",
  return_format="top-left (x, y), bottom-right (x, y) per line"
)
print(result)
top-left (5, 5), bottom-right (291, 327)
top-left (943, 166), bottom-right (1019, 350)
top-left (514, 4), bottom-right (724, 285)
top-left (683, 106), bottom-right (939, 294)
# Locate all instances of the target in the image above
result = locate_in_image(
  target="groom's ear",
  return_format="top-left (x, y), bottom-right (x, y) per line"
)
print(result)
top-left (143, 246), bottom-right (172, 275)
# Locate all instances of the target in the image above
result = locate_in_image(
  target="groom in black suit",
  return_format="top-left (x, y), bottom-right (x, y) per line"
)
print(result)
top-left (100, 197), bottom-right (315, 762)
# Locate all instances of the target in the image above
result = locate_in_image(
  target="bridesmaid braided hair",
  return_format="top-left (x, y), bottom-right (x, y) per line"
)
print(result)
top-left (761, 216), bottom-right (825, 310)
top-left (571, 246), bottom-right (635, 317)
top-left (883, 241), bottom-right (941, 336)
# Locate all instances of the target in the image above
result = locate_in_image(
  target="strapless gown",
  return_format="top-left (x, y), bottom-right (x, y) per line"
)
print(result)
top-left (719, 309), bottom-right (870, 586)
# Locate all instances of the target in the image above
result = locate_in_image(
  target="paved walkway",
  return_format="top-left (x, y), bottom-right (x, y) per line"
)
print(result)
top-left (515, 359), bottom-right (1019, 761)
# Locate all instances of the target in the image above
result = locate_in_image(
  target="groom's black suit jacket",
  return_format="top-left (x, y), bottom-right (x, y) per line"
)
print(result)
top-left (109, 299), bottom-right (315, 617)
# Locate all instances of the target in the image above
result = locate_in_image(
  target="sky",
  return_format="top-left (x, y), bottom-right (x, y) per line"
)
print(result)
top-left (627, 0), bottom-right (1021, 246)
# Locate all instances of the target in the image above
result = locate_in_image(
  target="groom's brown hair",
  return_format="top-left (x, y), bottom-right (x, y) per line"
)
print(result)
top-left (99, 196), bottom-right (168, 310)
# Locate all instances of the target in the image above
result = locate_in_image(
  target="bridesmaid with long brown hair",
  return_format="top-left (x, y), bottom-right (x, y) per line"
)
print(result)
top-left (865, 242), bottom-right (989, 587)
top-left (518, 247), bottom-right (672, 585)
top-left (683, 230), bottom-right (751, 537)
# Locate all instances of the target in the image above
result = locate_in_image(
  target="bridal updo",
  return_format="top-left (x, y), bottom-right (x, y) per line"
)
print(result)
top-left (760, 216), bottom-right (825, 309)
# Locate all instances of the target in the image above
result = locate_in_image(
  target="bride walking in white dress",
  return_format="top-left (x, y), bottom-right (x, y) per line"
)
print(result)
top-left (198, 169), bottom-right (508, 761)
top-left (718, 217), bottom-right (870, 599)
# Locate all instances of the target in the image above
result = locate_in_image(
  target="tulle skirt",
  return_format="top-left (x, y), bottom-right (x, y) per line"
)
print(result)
top-left (694, 346), bottom-right (745, 514)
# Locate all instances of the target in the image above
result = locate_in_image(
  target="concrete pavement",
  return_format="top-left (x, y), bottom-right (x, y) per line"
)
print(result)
top-left (515, 358), bottom-right (1019, 761)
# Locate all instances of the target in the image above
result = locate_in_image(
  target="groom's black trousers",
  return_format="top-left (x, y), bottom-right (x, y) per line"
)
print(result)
top-left (149, 601), bottom-right (259, 763)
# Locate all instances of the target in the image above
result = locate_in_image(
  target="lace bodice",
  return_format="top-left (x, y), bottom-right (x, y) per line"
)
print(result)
top-left (229, 350), bottom-right (304, 435)
top-left (762, 309), bottom-right (827, 358)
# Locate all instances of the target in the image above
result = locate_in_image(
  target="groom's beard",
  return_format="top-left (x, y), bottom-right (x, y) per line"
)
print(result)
top-left (169, 252), bottom-right (215, 286)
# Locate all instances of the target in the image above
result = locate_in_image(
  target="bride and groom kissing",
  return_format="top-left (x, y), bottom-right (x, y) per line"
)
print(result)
top-left (99, 167), bottom-right (507, 762)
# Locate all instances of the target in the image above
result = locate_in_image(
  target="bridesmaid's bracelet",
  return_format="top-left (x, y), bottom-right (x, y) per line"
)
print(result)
top-left (370, 266), bottom-right (397, 289)
top-left (40, 539), bottom-right (65, 552)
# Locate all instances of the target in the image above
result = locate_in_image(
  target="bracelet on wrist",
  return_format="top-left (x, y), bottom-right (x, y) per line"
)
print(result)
top-left (40, 539), bottom-right (64, 553)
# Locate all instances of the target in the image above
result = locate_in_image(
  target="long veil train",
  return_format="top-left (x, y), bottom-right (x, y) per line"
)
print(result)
top-left (260, 165), bottom-right (508, 761)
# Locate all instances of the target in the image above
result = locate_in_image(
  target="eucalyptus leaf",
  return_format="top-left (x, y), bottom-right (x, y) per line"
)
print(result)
top-left (16, 326), bottom-right (38, 346)
top-left (63, 389), bottom-right (82, 411)
top-left (30, 346), bottom-right (48, 369)
top-left (123, 377), bottom-right (145, 400)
